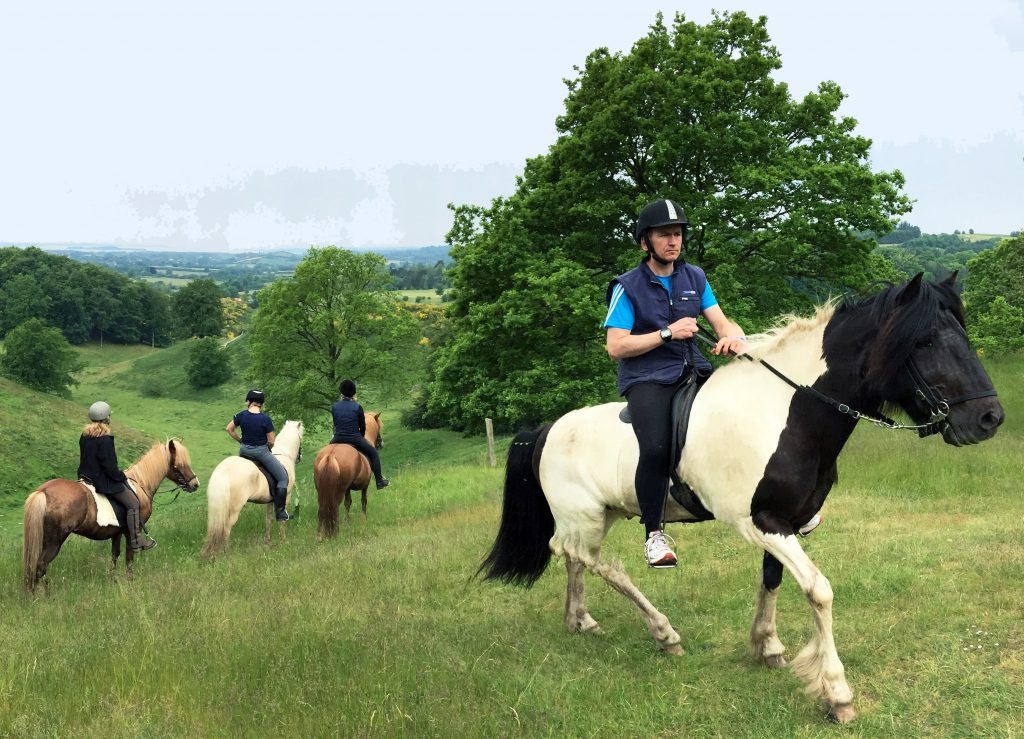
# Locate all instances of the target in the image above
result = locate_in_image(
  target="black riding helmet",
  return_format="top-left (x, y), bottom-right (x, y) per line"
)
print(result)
top-left (635, 199), bottom-right (689, 244)
top-left (339, 379), bottom-right (357, 398)
top-left (245, 389), bottom-right (265, 405)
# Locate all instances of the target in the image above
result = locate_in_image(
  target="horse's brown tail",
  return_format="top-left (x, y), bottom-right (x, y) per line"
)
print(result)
top-left (23, 490), bottom-right (47, 591)
top-left (316, 455), bottom-right (348, 539)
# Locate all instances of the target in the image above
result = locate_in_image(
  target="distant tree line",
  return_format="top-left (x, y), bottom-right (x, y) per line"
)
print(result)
top-left (0, 247), bottom-right (230, 346)
top-left (388, 261), bottom-right (450, 291)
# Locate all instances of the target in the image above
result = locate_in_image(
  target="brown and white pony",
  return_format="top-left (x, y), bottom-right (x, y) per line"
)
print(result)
top-left (479, 274), bottom-right (1003, 723)
top-left (313, 412), bottom-right (383, 539)
top-left (23, 439), bottom-right (199, 591)
top-left (201, 419), bottom-right (303, 557)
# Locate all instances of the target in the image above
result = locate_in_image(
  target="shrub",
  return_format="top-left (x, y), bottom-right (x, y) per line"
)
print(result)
top-left (0, 318), bottom-right (84, 397)
top-left (186, 337), bottom-right (233, 389)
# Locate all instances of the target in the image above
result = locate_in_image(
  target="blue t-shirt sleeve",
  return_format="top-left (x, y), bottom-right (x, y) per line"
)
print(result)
top-left (700, 280), bottom-right (718, 311)
top-left (603, 284), bottom-right (635, 330)
top-left (263, 415), bottom-right (275, 434)
top-left (232, 411), bottom-right (244, 427)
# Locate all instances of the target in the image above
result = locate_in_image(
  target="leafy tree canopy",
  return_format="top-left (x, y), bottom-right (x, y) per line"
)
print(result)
top-left (247, 247), bottom-right (421, 426)
top-left (963, 234), bottom-right (1024, 355)
top-left (0, 318), bottom-right (85, 397)
top-left (0, 246), bottom-right (173, 346)
top-left (173, 279), bottom-right (225, 338)
top-left (421, 11), bottom-right (911, 432)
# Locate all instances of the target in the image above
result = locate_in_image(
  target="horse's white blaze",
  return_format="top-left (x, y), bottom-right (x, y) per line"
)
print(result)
top-left (681, 320), bottom-right (829, 523)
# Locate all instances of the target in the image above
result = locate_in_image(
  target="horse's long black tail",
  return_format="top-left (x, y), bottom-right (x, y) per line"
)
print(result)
top-left (477, 424), bottom-right (554, 587)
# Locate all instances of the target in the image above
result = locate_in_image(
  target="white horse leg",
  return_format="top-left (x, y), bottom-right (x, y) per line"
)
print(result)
top-left (751, 583), bottom-right (786, 668)
top-left (264, 504), bottom-right (274, 545)
top-left (563, 557), bottom-right (601, 634)
top-left (738, 520), bottom-right (854, 722)
top-left (581, 556), bottom-right (683, 655)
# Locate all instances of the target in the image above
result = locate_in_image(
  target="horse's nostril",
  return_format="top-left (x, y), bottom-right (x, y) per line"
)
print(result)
top-left (980, 409), bottom-right (1004, 430)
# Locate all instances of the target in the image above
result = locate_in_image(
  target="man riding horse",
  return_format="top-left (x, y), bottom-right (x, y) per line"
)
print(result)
top-left (604, 199), bottom-right (819, 568)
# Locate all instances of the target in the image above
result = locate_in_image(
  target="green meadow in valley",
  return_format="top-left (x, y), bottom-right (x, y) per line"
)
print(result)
top-left (0, 343), bottom-right (1020, 737)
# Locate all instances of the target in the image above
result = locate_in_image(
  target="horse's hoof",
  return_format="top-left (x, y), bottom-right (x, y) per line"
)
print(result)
top-left (827, 704), bottom-right (856, 724)
top-left (662, 643), bottom-right (685, 657)
top-left (763, 654), bottom-right (787, 669)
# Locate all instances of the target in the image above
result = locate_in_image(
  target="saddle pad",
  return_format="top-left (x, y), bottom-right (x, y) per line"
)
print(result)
top-left (82, 482), bottom-right (120, 528)
top-left (82, 479), bottom-right (139, 528)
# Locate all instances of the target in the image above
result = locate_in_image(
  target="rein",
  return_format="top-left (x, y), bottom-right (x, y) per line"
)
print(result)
top-left (693, 327), bottom-right (996, 438)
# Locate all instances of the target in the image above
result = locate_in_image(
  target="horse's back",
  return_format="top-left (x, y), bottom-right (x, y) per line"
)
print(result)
top-left (209, 456), bottom-right (271, 504)
top-left (540, 403), bottom-right (640, 514)
top-left (313, 443), bottom-right (369, 491)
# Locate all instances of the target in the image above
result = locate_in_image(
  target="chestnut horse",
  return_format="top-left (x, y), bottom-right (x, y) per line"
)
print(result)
top-left (479, 274), bottom-right (1003, 723)
top-left (23, 439), bottom-right (199, 591)
top-left (313, 412), bottom-right (383, 539)
top-left (202, 420), bottom-right (304, 557)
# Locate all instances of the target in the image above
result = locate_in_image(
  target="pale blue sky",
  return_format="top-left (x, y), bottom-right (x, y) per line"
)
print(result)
top-left (1, 0), bottom-right (1022, 250)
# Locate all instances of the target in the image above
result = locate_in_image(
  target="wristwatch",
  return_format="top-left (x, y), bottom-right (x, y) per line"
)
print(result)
top-left (659, 327), bottom-right (673, 343)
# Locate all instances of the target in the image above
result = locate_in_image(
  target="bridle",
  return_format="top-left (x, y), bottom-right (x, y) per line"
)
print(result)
top-left (151, 441), bottom-right (199, 505)
top-left (903, 356), bottom-right (998, 438)
top-left (694, 327), bottom-right (997, 438)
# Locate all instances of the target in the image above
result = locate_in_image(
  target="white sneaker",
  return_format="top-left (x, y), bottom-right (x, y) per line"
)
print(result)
top-left (798, 513), bottom-right (822, 537)
top-left (644, 530), bottom-right (677, 568)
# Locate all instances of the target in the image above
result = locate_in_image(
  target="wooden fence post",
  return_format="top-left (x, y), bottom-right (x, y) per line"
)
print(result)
top-left (485, 417), bottom-right (496, 468)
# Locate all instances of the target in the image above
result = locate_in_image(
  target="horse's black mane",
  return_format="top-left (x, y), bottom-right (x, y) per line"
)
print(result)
top-left (829, 276), bottom-right (965, 393)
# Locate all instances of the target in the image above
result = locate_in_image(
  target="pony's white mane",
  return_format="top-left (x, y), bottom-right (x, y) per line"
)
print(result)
top-left (743, 303), bottom-right (836, 360)
top-left (273, 420), bottom-right (303, 459)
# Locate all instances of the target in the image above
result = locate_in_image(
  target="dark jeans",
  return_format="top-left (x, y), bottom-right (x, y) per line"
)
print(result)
top-left (625, 370), bottom-right (709, 538)
top-left (239, 444), bottom-right (289, 496)
top-left (330, 434), bottom-right (385, 485)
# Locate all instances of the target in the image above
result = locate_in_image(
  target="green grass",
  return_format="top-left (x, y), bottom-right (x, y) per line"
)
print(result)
top-left (394, 289), bottom-right (446, 304)
top-left (0, 347), bottom-right (1021, 736)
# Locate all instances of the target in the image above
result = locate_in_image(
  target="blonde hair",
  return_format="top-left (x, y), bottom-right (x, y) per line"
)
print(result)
top-left (81, 421), bottom-right (111, 438)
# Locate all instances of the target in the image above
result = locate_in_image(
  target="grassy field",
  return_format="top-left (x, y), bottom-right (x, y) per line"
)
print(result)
top-left (0, 347), bottom-right (1020, 736)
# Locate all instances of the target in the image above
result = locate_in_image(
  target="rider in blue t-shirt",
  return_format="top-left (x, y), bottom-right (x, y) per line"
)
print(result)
top-left (226, 389), bottom-right (291, 521)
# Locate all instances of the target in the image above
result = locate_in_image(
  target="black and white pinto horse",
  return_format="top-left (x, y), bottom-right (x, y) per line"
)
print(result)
top-left (479, 273), bottom-right (1003, 723)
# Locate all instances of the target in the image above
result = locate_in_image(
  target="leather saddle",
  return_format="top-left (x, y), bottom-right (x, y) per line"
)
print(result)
top-left (618, 373), bottom-right (715, 522)
top-left (242, 456), bottom-right (278, 495)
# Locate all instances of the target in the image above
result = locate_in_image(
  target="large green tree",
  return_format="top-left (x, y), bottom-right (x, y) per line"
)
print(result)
top-left (0, 318), bottom-right (85, 397)
top-left (421, 11), bottom-right (911, 432)
top-left (247, 247), bottom-right (420, 425)
top-left (173, 279), bottom-right (225, 338)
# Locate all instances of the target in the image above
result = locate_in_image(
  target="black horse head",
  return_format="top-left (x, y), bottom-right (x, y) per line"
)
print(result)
top-left (826, 272), bottom-right (1004, 446)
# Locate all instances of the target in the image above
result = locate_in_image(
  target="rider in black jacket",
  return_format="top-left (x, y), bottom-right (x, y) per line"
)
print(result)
top-left (330, 379), bottom-right (389, 489)
top-left (78, 401), bottom-right (155, 552)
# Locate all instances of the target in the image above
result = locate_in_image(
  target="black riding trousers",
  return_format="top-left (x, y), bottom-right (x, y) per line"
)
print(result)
top-left (625, 380), bottom-right (685, 537)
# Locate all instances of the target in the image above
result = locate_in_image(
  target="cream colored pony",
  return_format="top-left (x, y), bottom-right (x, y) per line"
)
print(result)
top-left (202, 420), bottom-right (303, 556)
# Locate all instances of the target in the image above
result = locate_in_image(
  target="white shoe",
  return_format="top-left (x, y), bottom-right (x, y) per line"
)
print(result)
top-left (798, 513), bottom-right (822, 537)
top-left (644, 531), bottom-right (677, 568)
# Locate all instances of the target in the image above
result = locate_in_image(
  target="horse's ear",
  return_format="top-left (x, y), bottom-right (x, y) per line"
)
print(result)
top-left (898, 273), bottom-right (924, 305)
top-left (942, 270), bottom-right (958, 286)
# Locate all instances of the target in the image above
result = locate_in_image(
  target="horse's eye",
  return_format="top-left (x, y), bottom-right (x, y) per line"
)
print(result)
top-left (916, 339), bottom-right (934, 349)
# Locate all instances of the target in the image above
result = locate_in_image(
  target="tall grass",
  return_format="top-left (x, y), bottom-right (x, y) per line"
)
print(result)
top-left (0, 347), bottom-right (1020, 736)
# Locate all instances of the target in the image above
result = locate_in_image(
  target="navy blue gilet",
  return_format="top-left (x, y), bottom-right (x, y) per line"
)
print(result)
top-left (606, 259), bottom-right (712, 396)
top-left (331, 398), bottom-right (365, 438)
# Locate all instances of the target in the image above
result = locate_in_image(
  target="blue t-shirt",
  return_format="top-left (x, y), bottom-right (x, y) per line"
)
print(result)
top-left (233, 410), bottom-right (275, 446)
top-left (603, 276), bottom-right (718, 329)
